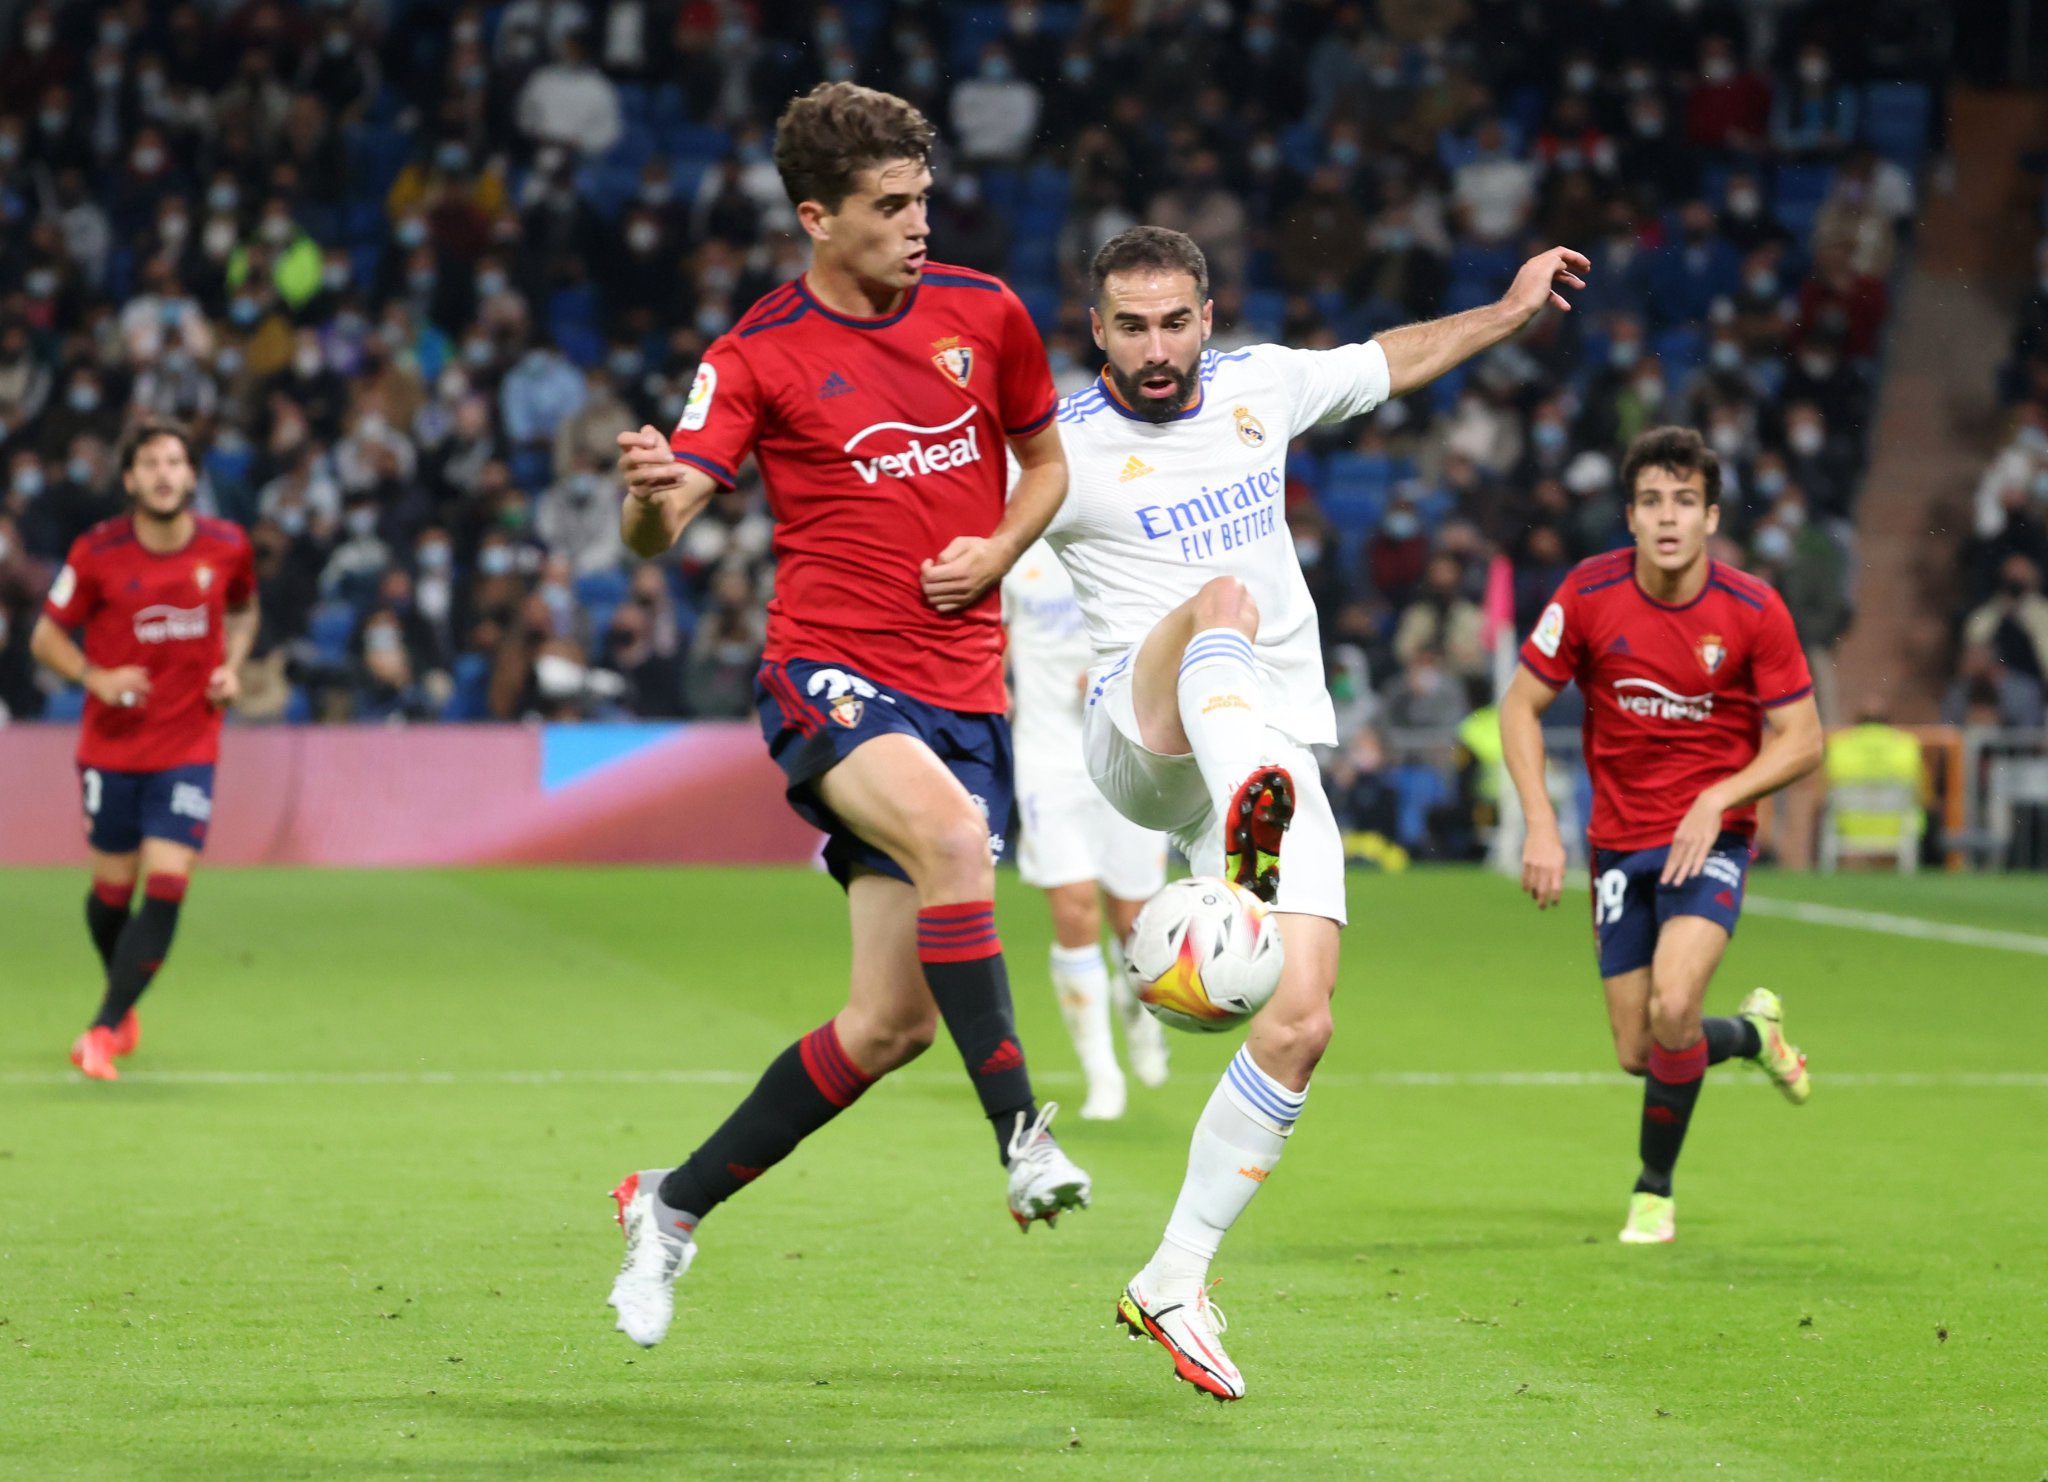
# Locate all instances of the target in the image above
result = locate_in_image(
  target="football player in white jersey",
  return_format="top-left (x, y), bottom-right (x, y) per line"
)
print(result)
top-left (1045, 226), bottom-right (1587, 1400)
top-left (1003, 540), bottom-right (1172, 1121)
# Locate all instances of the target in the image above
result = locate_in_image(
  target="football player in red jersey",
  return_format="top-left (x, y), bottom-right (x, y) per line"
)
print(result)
top-left (30, 421), bottom-right (257, 1082)
top-left (603, 84), bottom-right (1085, 1349)
top-left (1501, 426), bottom-right (1824, 1245)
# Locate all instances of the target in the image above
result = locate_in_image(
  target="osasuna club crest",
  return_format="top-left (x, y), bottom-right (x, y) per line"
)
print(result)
top-left (1696, 633), bottom-right (1727, 675)
top-left (931, 336), bottom-right (974, 389)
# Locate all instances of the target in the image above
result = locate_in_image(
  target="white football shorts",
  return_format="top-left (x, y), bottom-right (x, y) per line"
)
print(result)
top-left (1081, 645), bottom-right (1349, 925)
top-left (1014, 761), bottom-right (1168, 900)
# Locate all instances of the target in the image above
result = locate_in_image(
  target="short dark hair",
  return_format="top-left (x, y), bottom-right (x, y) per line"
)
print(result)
top-left (772, 82), bottom-right (934, 212)
top-left (1089, 226), bottom-right (1210, 303)
top-left (119, 418), bottom-right (197, 473)
top-left (1620, 424), bottom-right (1720, 506)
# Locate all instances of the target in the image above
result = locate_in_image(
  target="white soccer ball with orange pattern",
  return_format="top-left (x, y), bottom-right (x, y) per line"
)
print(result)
top-left (1123, 877), bottom-right (1284, 1034)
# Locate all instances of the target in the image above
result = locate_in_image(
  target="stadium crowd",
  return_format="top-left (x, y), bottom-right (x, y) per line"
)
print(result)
top-left (0, 0), bottom-right (1940, 855)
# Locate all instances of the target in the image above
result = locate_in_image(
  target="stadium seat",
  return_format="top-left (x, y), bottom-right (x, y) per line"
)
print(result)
top-left (443, 653), bottom-right (491, 721)
top-left (1773, 164), bottom-right (1836, 238)
top-left (44, 687), bottom-right (85, 722)
top-left (1863, 82), bottom-right (1933, 171)
top-left (1652, 326), bottom-right (1706, 376)
top-left (946, 3), bottom-right (1010, 71)
top-left (1243, 289), bottom-right (1287, 336)
top-left (980, 167), bottom-right (1024, 216)
top-left (1024, 163), bottom-right (1068, 210)
top-left (282, 685), bottom-right (313, 724)
top-left (1389, 763), bottom-right (1452, 848)
top-left (309, 603), bottom-right (359, 667)
top-left (574, 570), bottom-right (630, 612)
top-left (508, 448), bottom-right (552, 493)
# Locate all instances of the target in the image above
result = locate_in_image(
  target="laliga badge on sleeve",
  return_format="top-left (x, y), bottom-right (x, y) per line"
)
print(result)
top-left (1533, 601), bottom-right (1565, 658)
top-left (679, 363), bottom-right (716, 431)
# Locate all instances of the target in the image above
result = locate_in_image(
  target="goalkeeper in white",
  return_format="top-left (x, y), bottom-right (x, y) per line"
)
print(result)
top-left (1044, 226), bottom-right (1586, 1400)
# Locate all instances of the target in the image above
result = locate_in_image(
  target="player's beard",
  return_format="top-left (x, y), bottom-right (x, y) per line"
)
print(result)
top-left (131, 486), bottom-right (195, 526)
top-left (1107, 358), bottom-right (1199, 423)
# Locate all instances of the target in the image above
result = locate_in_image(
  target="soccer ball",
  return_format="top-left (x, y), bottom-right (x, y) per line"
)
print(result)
top-left (1124, 877), bottom-right (1284, 1034)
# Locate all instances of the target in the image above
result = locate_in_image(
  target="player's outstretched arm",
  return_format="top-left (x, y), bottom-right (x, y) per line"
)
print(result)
top-left (29, 615), bottom-right (152, 708)
top-left (1376, 247), bottom-right (1590, 398)
top-left (1661, 695), bottom-right (1825, 886)
top-left (922, 422), bottom-right (1068, 615)
top-left (1501, 665), bottom-right (1567, 909)
top-left (617, 425), bottom-right (722, 559)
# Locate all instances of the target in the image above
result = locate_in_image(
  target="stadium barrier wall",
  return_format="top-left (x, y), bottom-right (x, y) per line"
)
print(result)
top-left (0, 723), bottom-right (826, 867)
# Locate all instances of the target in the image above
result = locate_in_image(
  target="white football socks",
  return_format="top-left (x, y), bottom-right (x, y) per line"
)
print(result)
top-left (1107, 932), bottom-right (1169, 1086)
top-left (1141, 1045), bottom-right (1307, 1293)
top-left (1175, 627), bottom-right (1267, 820)
top-left (1049, 941), bottom-right (1122, 1091)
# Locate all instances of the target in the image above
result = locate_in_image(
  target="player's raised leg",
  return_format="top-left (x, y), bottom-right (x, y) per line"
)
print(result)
top-left (1119, 912), bottom-right (1337, 1400)
top-left (1042, 881), bottom-right (1126, 1120)
top-left (1129, 578), bottom-right (1293, 902)
top-left (816, 733), bottom-right (1088, 1225)
top-left (609, 870), bottom-right (935, 1346)
top-left (1103, 889), bottom-right (1169, 1088)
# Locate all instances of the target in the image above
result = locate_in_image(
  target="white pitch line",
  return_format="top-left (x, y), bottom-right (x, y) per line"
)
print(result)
top-left (5, 1068), bottom-right (2045, 1089)
top-left (1744, 894), bottom-right (2048, 957)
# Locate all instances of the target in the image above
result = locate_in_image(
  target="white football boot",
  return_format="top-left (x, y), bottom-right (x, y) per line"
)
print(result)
top-left (1004, 1103), bottom-right (1092, 1230)
top-left (607, 1169), bottom-right (697, 1346)
top-left (1117, 1274), bottom-right (1245, 1401)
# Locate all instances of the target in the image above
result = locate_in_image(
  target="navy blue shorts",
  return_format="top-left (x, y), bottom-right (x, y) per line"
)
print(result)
top-left (79, 763), bottom-right (216, 854)
top-left (1589, 830), bottom-right (1752, 978)
top-left (754, 658), bottom-right (1013, 889)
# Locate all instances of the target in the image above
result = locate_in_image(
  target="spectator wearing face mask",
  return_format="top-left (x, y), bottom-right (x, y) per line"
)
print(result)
top-left (1379, 647), bottom-right (1468, 733)
top-left (1771, 44), bottom-right (1857, 156)
top-left (1941, 642), bottom-right (2046, 730)
top-left (1395, 554), bottom-right (1489, 684)
top-left (684, 561), bottom-right (767, 720)
top-left (1963, 555), bottom-right (2048, 690)
top-left (1753, 488), bottom-right (1850, 724)
top-left (1718, 169), bottom-right (1792, 256)
top-left (1617, 87), bottom-right (1695, 205)
top-left (515, 31), bottom-right (621, 158)
top-left (498, 339), bottom-right (586, 463)
top-left (1797, 239), bottom-right (1890, 360)
top-left (321, 493), bottom-right (394, 608)
top-left (536, 455), bottom-right (623, 578)
top-left (950, 43), bottom-right (1042, 165)
top-left (0, 321), bottom-right (52, 447)
top-left (1685, 35), bottom-right (1770, 154)
top-left (1147, 149), bottom-right (1249, 290)
top-left (1781, 330), bottom-right (1867, 432)
top-left (1779, 400), bottom-right (1852, 518)
top-left (35, 366), bottom-right (118, 462)
top-left (1367, 493), bottom-right (1431, 606)
top-left (1649, 199), bottom-right (1743, 327)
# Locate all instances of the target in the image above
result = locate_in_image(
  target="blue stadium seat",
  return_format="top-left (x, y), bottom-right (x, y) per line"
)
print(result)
top-left (1389, 764), bottom-right (1452, 848)
top-left (946, 3), bottom-right (1009, 71)
top-left (1863, 82), bottom-right (1932, 170)
top-left (309, 602), bottom-right (358, 666)
top-left (282, 685), bottom-right (313, 724)
top-left (980, 167), bottom-right (1024, 215)
top-left (649, 84), bottom-right (687, 127)
top-left (1039, 3), bottom-right (1084, 37)
top-left (1009, 234), bottom-right (1057, 280)
top-left (509, 448), bottom-right (552, 493)
top-left (1024, 162), bottom-right (1068, 210)
top-left (574, 569), bottom-right (630, 612)
top-left (443, 653), bottom-right (491, 721)
top-left (44, 687), bottom-right (85, 722)
top-left (1242, 289), bottom-right (1287, 336)
top-left (1652, 326), bottom-right (1705, 376)
top-left (1013, 280), bottom-right (1060, 333)
top-left (1279, 121), bottom-right (1321, 174)
top-left (1773, 163), bottom-right (1835, 237)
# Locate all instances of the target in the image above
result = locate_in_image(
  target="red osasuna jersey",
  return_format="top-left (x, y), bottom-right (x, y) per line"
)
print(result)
top-left (1519, 550), bottom-right (1813, 851)
top-left (671, 263), bottom-right (1057, 714)
top-left (42, 515), bottom-right (256, 772)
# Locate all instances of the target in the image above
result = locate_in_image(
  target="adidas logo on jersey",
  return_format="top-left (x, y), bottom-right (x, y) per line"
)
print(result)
top-left (1118, 456), bottom-right (1154, 482)
top-left (818, 371), bottom-right (854, 400)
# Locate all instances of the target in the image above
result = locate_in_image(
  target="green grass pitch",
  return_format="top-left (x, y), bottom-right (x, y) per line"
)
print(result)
top-left (3, 865), bottom-right (2044, 1479)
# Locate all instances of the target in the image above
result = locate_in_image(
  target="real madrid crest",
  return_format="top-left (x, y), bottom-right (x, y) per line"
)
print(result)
top-left (1232, 404), bottom-right (1266, 447)
top-left (931, 335), bottom-right (974, 390)
top-left (1695, 633), bottom-right (1726, 675)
